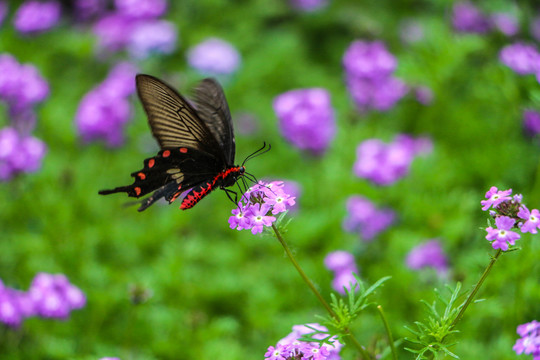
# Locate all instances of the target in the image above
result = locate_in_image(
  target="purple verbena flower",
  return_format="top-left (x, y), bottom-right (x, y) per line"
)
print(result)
top-left (13, 0), bottom-right (61, 34)
top-left (273, 88), bottom-right (336, 155)
top-left (481, 186), bottom-right (512, 211)
top-left (290, 0), bottom-right (328, 12)
top-left (343, 40), bottom-right (397, 80)
top-left (127, 19), bottom-right (178, 59)
top-left (451, 2), bottom-right (492, 34)
top-left (93, 14), bottom-right (137, 52)
top-left (0, 127), bottom-right (47, 181)
top-left (406, 240), bottom-right (449, 275)
top-left (513, 320), bottom-right (540, 358)
top-left (517, 206), bottom-right (540, 234)
top-left (75, 62), bottom-right (137, 147)
top-left (485, 216), bottom-right (520, 251)
top-left (71, 0), bottom-right (107, 21)
top-left (491, 13), bottom-right (519, 37)
top-left (343, 40), bottom-right (407, 112)
top-left (324, 251), bottom-right (355, 273)
top-left (499, 43), bottom-right (540, 75)
top-left (353, 135), bottom-right (431, 186)
top-left (187, 38), bottom-right (241, 75)
top-left (0, 290), bottom-right (24, 327)
top-left (523, 109), bottom-right (540, 136)
top-left (115, 0), bottom-right (167, 19)
top-left (229, 181), bottom-right (295, 234)
top-left (276, 323), bottom-right (344, 359)
top-left (343, 195), bottom-right (395, 241)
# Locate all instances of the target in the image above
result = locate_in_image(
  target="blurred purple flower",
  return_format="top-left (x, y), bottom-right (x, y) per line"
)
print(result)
top-left (406, 240), bottom-right (449, 275)
top-left (93, 13), bottom-right (137, 52)
top-left (343, 40), bottom-right (396, 80)
top-left (499, 43), bottom-right (540, 75)
top-left (187, 38), bottom-right (241, 75)
top-left (0, 273), bottom-right (85, 327)
top-left (234, 112), bottom-right (259, 135)
top-left (0, 127), bottom-right (47, 181)
top-left (115, 0), bottom-right (167, 19)
top-left (513, 320), bottom-right (540, 358)
top-left (491, 13), bottom-right (519, 37)
top-left (75, 62), bottom-right (137, 147)
top-left (273, 88), bottom-right (336, 155)
top-left (0, 2), bottom-right (8, 26)
top-left (531, 17), bottom-right (540, 43)
top-left (290, 0), bottom-right (328, 12)
top-left (343, 195), bottom-right (395, 241)
top-left (415, 86), bottom-right (434, 105)
top-left (325, 251), bottom-right (359, 294)
top-left (343, 40), bottom-right (407, 112)
top-left (353, 135), bottom-right (432, 186)
top-left (128, 20), bottom-right (177, 59)
top-left (72, 0), bottom-right (107, 20)
top-left (451, 2), bottom-right (492, 34)
top-left (324, 250), bottom-right (355, 273)
top-left (13, 0), bottom-right (61, 34)
top-left (0, 54), bottom-right (49, 115)
top-left (523, 109), bottom-right (540, 136)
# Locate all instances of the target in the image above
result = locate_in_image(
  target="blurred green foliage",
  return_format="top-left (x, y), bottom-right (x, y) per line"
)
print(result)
top-left (1, 0), bottom-right (540, 359)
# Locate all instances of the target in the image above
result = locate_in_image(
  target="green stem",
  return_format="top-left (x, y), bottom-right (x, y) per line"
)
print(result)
top-left (271, 224), bottom-right (371, 359)
top-left (450, 249), bottom-right (502, 329)
top-left (377, 305), bottom-right (397, 360)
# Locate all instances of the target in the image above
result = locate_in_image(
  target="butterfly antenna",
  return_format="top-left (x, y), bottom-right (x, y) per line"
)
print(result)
top-left (241, 142), bottom-right (271, 167)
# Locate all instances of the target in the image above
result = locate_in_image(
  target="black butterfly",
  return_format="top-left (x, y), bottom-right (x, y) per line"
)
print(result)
top-left (99, 74), bottom-right (266, 211)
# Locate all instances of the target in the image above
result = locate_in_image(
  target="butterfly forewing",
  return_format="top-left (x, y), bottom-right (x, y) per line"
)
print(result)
top-left (193, 79), bottom-right (236, 165)
top-left (135, 75), bottom-right (225, 162)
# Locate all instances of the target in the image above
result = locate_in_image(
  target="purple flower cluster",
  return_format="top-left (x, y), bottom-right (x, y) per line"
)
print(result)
top-left (451, 2), bottom-right (518, 36)
top-left (406, 240), bottom-right (449, 275)
top-left (499, 43), bottom-right (540, 76)
top-left (273, 88), bottom-right (336, 155)
top-left (481, 186), bottom-right (540, 251)
top-left (0, 127), bottom-right (47, 181)
top-left (187, 38), bottom-right (241, 75)
top-left (343, 40), bottom-right (407, 112)
top-left (353, 134), bottom-right (432, 186)
top-left (0, 273), bottom-right (86, 327)
top-left (93, 0), bottom-right (177, 59)
top-left (265, 323), bottom-right (343, 360)
top-left (523, 109), bottom-right (540, 136)
top-left (513, 320), bottom-right (540, 359)
top-left (75, 62), bottom-right (137, 147)
top-left (343, 195), bottom-right (395, 242)
top-left (0, 54), bottom-right (49, 181)
top-left (229, 181), bottom-right (296, 234)
top-left (13, 0), bottom-right (61, 35)
top-left (324, 251), bottom-right (359, 294)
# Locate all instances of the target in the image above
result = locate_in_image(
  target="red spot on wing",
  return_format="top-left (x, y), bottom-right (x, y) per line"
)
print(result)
top-left (162, 150), bottom-right (171, 158)
top-left (148, 159), bottom-right (155, 168)
top-left (137, 172), bottom-right (146, 180)
top-left (134, 187), bottom-right (142, 196)
top-left (180, 147), bottom-right (188, 153)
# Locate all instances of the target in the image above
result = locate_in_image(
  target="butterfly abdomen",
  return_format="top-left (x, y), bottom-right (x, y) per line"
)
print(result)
top-left (180, 166), bottom-right (244, 210)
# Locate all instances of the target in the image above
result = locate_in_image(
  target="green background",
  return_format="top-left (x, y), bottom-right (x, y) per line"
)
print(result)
top-left (0, 0), bottom-right (539, 359)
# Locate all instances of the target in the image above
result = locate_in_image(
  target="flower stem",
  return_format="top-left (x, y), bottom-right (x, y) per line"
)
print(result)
top-left (377, 305), bottom-right (397, 360)
top-left (271, 224), bottom-right (371, 359)
top-left (450, 249), bottom-right (502, 329)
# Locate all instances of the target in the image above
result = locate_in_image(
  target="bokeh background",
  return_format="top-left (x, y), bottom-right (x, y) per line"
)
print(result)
top-left (1, 0), bottom-right (539, 359)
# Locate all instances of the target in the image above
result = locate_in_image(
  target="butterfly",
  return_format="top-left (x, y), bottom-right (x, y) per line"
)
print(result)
top-left (99, 74), bottom-right (267, 211)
